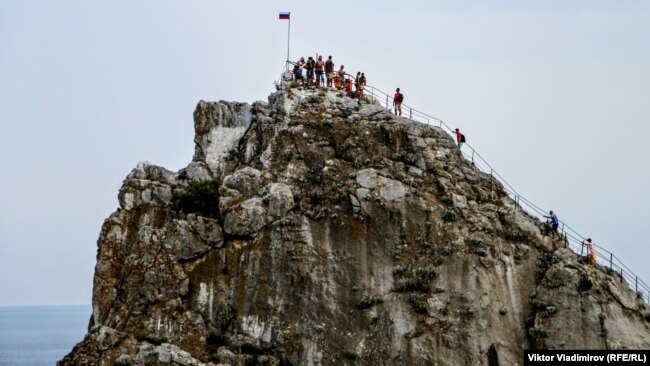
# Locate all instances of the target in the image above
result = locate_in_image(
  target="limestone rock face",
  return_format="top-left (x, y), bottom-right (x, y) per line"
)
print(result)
top-left (193, 100), bottom-right (252, 177)
top-left (267, 183), bottom-right (295, 217)
top-left (223, 197), bottom-right (268, 236)
top-left (61, 85), bottom-right (650, 366)
top-left (530, 248), bottom-right (650, 350)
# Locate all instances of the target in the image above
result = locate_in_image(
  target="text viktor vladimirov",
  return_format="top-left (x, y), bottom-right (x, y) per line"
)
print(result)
top-left (524, 350), bottom-right (649, 365)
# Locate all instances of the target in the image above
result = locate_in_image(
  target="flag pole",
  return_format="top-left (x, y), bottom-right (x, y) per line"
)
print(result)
top-left (281, 12), bottom-right (291, 71)
top-left (287, 13), bottom-right (291, 64)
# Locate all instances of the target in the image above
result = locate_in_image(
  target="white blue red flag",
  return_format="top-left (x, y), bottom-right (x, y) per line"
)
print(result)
top-left (279, 12), bottom-right (290, 20)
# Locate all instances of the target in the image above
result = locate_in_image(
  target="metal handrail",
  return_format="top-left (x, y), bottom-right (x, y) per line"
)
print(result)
top-left (278, 61), bottom-right (649, 304)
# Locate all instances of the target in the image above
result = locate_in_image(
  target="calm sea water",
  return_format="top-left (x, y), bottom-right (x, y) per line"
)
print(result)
top-left (0, 305), bottom-right (91, 366)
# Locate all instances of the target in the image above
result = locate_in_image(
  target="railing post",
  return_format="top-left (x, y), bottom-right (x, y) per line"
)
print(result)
top-left (636, 276), bottom-right (638, 293)
top-left (620, 268), bottom-right (623, 283)
top-left (514, 195), bottom-right (518, 209)
top-left (471, 150), bottom-right (475, 163)
top-left (409, 109), bottom-right (412, 119)
top-left (386, 95), bottom-right (389, 111)
top-left (609, 253), bottom-right (613, 271)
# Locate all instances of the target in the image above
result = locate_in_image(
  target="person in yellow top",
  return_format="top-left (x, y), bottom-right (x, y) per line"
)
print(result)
top-left (582, 238), bottom-right (597, 265)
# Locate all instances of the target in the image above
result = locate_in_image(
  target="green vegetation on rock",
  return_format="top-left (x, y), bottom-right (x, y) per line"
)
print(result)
top-left (174, 178), bottom-right (220, 218)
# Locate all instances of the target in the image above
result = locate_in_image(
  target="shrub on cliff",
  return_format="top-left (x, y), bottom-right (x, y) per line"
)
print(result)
top-left (174, 179), bottom-right (220, 218)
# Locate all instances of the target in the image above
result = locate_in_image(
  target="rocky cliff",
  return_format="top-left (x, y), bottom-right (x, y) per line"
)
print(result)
top-left (61, 82), bottom-right (650, 366)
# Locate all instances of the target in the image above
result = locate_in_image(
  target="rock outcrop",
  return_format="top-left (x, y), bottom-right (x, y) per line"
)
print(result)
top-left (61, 82), bottom-right (650, 366)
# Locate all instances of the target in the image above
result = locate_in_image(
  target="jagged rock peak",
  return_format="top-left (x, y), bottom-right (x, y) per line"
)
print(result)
top-left (60, 85), bottom-right (650, 366)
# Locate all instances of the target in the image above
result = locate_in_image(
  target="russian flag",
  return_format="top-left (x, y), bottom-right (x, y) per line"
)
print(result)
top-left (279, 12), bottom-right (290, 20)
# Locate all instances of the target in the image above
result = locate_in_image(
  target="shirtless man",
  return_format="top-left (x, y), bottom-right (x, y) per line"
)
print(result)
top-left (315, 55), bottom-right (325, 87)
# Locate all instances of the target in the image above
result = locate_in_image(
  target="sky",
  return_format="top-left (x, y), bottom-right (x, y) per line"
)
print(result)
top-left (1, 1), bottom-right (649, 306)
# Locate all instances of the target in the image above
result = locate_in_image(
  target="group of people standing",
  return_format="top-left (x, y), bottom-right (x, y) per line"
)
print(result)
top-left (291, 55), bottom-right (367, 99)
top-left (290, 56), bottom-right (410, 117)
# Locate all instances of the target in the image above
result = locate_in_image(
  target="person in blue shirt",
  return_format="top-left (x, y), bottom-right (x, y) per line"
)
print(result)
top-left (544, 210), bottom-right (559, 239)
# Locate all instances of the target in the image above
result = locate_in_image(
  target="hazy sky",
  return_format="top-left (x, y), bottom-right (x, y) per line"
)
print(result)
top-left (1, 1), bottom-right (649, 306)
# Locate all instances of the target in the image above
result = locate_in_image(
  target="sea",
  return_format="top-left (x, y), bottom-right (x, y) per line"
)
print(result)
top-left (0, 305), bottom-right (91, 366)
